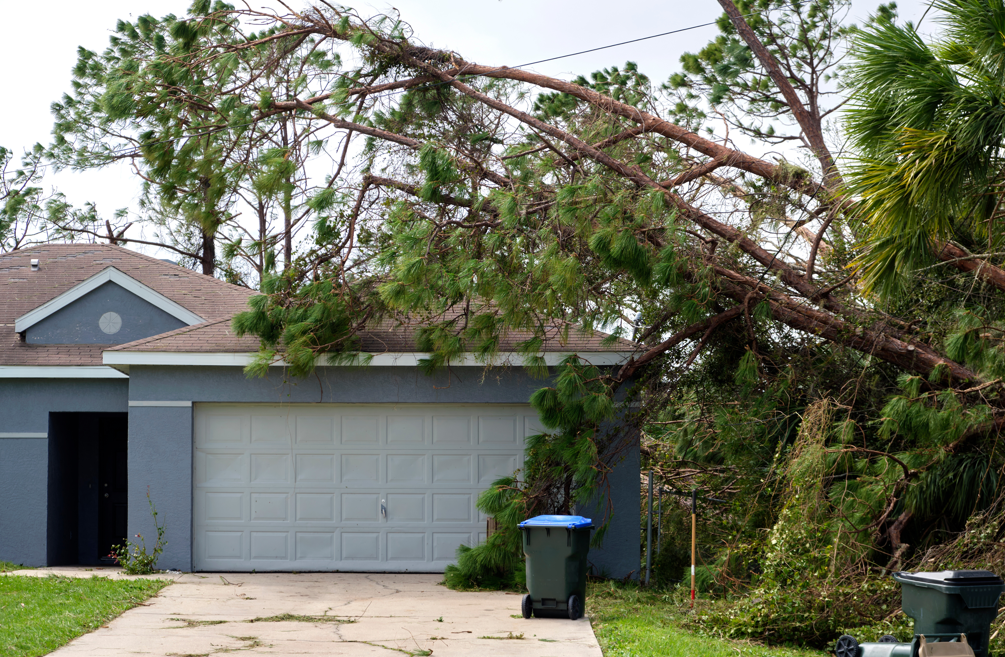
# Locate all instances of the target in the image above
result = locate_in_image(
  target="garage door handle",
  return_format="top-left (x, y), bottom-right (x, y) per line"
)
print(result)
top-left (381, 500), bottom-right (387, 520)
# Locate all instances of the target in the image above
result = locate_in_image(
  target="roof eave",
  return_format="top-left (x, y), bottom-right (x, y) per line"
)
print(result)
top-left (102, 351), bottom-right (632, 368)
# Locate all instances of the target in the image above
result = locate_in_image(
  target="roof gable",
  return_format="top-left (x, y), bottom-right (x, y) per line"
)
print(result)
top-left (15, 267), bottom-right (204, 333)
top-left (0, 244), bottom-right (255, 368)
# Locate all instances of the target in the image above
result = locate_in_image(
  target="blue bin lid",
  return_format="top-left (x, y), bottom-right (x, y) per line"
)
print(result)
top-left (518, 515), bottom-right (593, 529)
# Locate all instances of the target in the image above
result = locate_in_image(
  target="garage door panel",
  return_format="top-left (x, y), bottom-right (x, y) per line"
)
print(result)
top-left (432, 494), bottom-right (472, 522)
top-left (432, 532), bottom-right (471, 561)
top-left (250, 531), bottom-right (289, 560)
top-left (342, 493), bottom-right (380, 522)
top-left (250, 453), bottom-right (291, 484)
top-left (251, 415), bottom-right (293, 444)
top-left (342, 416), bottom-right (380, 444)
top-left (296, 416), bottom-right (337, 445)
top-left (387, 454), bottom-right (426, 484)
top-left (479, 416), bottom-right (517, 444)
top-left (387, 533), bottom-right (425, 561)
top-left (204, 530), bottom-right (244, 560)
top-left (387, 416), bottom-right (425, 444)
top-left (199, 452), bottom-right (247, 485)
top-left (524, 416), bottom-right (547, 439)
top-left (295, 454), bottom-right (336, 483)
top-left (250, 493), bottom-right (289, 521)
top-left (478, 454), bottom-right (518, 484)
top-left (386, 493), bottom-right (425, 522)
top-left (342, 532), bottom-right (380, 560)
top-left (194, 404), bottom-right (532, 572)
top-left (296, 493), bottom-right (336, 522)
top-left (203, 492), bottom-right (244, 522)
top-left (432, 454), bottom-right (471, 483)
top-left (341, 454), bottom-right (380, 484)
top-left (203, 415), bottom-right (247, 444)
top-left (296, 532), bottom-right (336, 560)
top-left (433, 416), bottom-right (471, 444)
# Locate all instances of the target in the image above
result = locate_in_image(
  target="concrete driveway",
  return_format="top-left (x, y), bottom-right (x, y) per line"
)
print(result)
top-left (11, 568), bottom-right (603, 656)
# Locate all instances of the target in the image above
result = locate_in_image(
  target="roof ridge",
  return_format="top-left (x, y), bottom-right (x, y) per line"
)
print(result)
top-left (5, 243), bottom-right (254, 296)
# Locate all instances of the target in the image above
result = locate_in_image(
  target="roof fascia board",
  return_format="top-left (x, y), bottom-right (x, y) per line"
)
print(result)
top-left (14, 266), bottom-right (205, 333)
top-left (0, 366), bottom-right (129, 379)
top-left (103, 351), bottom-right (631, 368)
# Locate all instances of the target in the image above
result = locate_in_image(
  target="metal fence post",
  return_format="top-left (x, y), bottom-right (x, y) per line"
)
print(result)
top-left (657, 488), bottom-right (662, 555)
top-left (690, 488), bottom-right (697, 607)
top-left (645, 469), bottom-right (653, 586)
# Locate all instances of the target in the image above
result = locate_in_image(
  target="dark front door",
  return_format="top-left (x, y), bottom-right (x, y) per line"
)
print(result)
top-left (98, 416), bottom-right (128, 561)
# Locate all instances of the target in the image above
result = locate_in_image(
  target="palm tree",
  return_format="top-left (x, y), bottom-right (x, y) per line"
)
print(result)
top-left (844, 0), bottom-right (1005, 298)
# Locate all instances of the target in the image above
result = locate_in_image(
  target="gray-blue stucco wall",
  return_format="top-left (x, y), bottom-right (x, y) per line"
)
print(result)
top-left (0, 379), bottom-right (128, 566)
top-left (26, 281), bottom-right (186, 344)
top-left (127, 365), bottom-right (640, 577)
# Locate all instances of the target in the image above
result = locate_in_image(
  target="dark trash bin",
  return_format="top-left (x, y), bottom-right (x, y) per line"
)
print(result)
top-left (518, 515), bottom-right (592, 620)
top-left (893, 570), bottom-right (1004, 657)
top-left (834, 570), bottom-right (1005, 657)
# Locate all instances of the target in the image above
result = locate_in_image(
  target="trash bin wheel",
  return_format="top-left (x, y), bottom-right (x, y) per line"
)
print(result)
top-left (568, 594), bottom-right (583, 621)
top-left (878, 635), bottom-right (898, 643)
top-left (521, 594), bottom-right (533, 619)
top-left (835, 635), bottom-right (859, 657)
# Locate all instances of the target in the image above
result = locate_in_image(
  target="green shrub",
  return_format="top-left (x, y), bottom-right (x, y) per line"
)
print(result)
top-left (650, 537), bottom-right (689, 589)
top-left (443, 356), bottom-right (620, 591)
top-left (110, 488), bottom-right (165, 575)
top-left (442, 476), bottom-right (526, 590)
top-left (699, 575), bottom-right (901, 647)
top-left (648, 505), bottom-right (692, 589)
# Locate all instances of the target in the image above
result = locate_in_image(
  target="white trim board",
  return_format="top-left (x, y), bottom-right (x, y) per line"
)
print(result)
top-left (0, 366), bottom-right (129, 379)
top-left (0, 432), bottom-right (47, 439)
top-left (14, 266), bottom-right (204, 333)
top-left (129, 400), bottom-right (192, 407)
top-left (104, 351), bottom-right (631, 368)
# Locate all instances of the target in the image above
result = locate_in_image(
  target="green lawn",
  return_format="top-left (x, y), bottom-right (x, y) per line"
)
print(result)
top-left (0, 574), bottom-right (169, 657)
top-left (0, 562), bottom-right (31, 573)
top-left (589, 582), bottom-right (825, 657)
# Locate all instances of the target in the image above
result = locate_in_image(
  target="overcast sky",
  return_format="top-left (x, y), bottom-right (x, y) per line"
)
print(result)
top-left (0, 0), bottom-right (932, 257)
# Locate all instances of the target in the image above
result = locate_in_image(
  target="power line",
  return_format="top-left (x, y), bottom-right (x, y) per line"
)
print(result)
top-left (510, 21), bottom-right (720, 70)
top-left (355, 19), bottom-right (724, 105)
top-left (25, 16), bottom-right (723, 168)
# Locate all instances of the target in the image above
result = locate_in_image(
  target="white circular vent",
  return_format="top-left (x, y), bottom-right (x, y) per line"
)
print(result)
top-left (99, 312), bottom-right (122, 335)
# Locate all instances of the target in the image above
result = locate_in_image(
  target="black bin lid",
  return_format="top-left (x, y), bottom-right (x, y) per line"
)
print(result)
top-left (895, 570), bottom-right (1004, 586)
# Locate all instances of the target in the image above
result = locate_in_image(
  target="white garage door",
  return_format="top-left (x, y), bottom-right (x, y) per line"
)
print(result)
top-left (192, 404), bottom-right (539, 572)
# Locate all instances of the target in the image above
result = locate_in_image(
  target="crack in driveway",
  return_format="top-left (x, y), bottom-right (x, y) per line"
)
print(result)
top-left (36, 571), bottom-right (601, 656)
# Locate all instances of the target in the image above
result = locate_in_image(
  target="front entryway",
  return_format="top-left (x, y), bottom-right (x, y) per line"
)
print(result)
top-left (47, 413), bottom-right (128, 565)
top-left (192, 403), bottom-right (540, 572)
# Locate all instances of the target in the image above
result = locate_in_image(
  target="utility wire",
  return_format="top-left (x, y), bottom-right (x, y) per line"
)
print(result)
top-left (510, 21), bottom-right (719, 70)
top-left (341, 18), bottom-right (725, 106)
top-left (28, 16), bottom-right (724, 167)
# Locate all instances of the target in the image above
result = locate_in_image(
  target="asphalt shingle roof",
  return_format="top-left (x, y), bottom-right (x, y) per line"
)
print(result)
top-left (2, 244), bottom-right (633, 367)
top-left (0, 244), bottom-right (253, 366)
top-left (107, 315), bottom-right (629, 354)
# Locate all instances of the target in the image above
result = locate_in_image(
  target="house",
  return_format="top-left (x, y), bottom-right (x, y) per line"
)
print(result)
top-left (0, 244), bottom-right (639, 575)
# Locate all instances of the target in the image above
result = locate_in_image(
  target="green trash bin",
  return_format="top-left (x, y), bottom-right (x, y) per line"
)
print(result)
top-left (892, 570), bottom-right (1005, 657)
top-left (519, 515), bottom-right (593, 620)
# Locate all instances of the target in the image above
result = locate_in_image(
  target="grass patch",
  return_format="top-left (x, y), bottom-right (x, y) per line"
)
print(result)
top-left (168, 618), bottom-right (229, 628)
top-left (0, 574), bottom-right (168, 657)
top-left (479, 632), bottom-right (524, 639)
top-left (589, 581), bottom-right (826, 657)
top-left (245, 613), bottom-right (353, 624)
top-left (0, 562), bottom-right (31, 573)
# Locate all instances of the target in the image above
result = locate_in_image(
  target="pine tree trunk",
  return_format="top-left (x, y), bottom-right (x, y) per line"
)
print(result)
top-left (284, 189), bottom-right (292, 271)
top-left (257, 200), bottom-right (267, 278)
top-left (201, 230), bottom-right (215, 277)
top-left (282, 118), bottom-right (293, 271)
